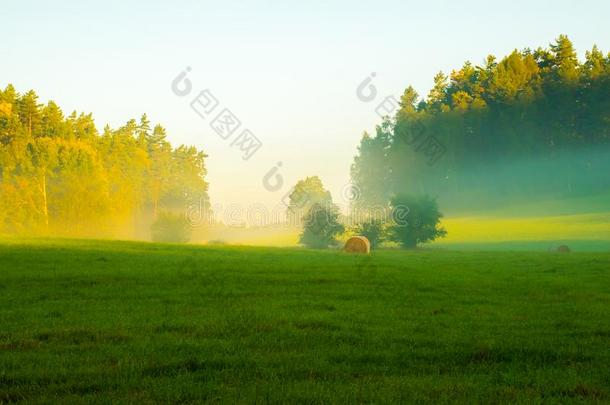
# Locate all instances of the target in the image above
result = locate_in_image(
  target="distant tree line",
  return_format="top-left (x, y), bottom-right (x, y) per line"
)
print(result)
top-left (0, 85), bottom-right (209, 238)
top-left (352, 36), bottom-right (610, 212)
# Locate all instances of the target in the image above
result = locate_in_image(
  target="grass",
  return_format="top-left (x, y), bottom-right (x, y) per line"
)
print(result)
top-left (440, 212), bottom-right (610, 243)
top-left (0, 238), bottom-right (609, 403)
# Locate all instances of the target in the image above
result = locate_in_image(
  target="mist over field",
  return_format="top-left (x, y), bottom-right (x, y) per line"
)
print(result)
top-left (2, 2), bottom-right (610, 403)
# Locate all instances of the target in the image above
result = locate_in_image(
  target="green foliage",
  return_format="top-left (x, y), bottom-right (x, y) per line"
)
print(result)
top-left (353, 218), bottom-right (385, 249)
top-left (350, 120), bottom-right (392, 210)
top-left (286, 176), bottom-right (332, 219)
top-left (150, 212), bottom-right (192, 243)
top-left (0, 85), bottom-right (210, 237)
top-left (388, 195), bottom-right (446, 248)
top-left (299, 203), bottom-right (345, 249)
top-left (351, 36), bottom-right (610, 212)
top-left (0, 239), bottom-right (609, 402)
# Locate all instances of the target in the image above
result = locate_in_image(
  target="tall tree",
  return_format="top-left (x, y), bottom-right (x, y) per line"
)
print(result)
top-left (146, 124), bottom-right (173, 219)
top-left (17, 90), bottom-right (41, 137)
top-left (286, 176), bottom-right (332, 220)
top-left (350, 119), bottom-right (392, 210)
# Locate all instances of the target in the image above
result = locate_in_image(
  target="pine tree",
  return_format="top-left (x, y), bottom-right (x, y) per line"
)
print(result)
top-left (427, 72), bottom-right (449, 111)
top-left (550, 34), bottom-right (579, 82)
top-left (17, 90), bottom-right (41, 137)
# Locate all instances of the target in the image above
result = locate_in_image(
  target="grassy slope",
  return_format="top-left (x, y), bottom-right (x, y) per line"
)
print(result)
top-left (437, 193), bottom-right (610, 248)
top-left (0, 239), bottom-right (609, 403)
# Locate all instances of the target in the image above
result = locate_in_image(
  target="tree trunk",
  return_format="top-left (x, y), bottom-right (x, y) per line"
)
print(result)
top-left (40, 172), bottom-right (49, 230)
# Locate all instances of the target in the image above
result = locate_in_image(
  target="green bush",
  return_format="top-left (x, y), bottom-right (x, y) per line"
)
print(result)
top-left (299, 203), bottom-right (344, 249)
top-left (151, 212), bottom-right (191, 243)
top-left (354, 218), bottom-right (386, 249)
top-left (388, 195), bottom-right (446, 248)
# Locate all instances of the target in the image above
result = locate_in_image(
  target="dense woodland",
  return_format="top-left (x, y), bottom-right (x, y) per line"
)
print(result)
top-left (352, 36), bottom-right (610, 213)
top-left (0, 87), bottom-right (209, 237)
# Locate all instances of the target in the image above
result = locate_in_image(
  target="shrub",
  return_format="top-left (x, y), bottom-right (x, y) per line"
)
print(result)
top-left (151, 212), bottom-right (191, 243)
top-left (388, 195), bottom-right (446, 248)
top-left (299, 203), bottom-right (345, 249)
top-left (354, 218), bottom-right (386, 249)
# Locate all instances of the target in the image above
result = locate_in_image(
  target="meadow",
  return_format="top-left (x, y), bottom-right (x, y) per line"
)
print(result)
top-left (0, 238), bottom-right (609, 403)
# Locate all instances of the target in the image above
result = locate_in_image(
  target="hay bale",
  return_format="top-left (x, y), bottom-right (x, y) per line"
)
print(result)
top-left (557, 245), bottom-right (571, 253)
top-left (344, 236), bottom-right (371, 254)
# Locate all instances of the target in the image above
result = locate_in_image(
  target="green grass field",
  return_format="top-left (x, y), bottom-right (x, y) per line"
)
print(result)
top-left (1, 239), bottom-right (609, 403)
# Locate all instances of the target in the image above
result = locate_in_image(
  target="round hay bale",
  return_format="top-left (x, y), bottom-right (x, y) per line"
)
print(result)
top-left (557, 245), bottom-right (571, 253)
top-left (344, 236), bottom-right (371, 254)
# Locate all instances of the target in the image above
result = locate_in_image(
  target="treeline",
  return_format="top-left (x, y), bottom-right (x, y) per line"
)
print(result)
top-left (0, 85), bottom-right (209, 237)
top-left (352, 35), bottom-right (610, 212)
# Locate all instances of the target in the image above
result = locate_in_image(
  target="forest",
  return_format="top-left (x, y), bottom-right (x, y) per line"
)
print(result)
top-left (351, 35), bottom-right (610, 214)
top-left (2, 36), bottom-right (610, 240)
top-left (0, 87), bottom-right (209, 238)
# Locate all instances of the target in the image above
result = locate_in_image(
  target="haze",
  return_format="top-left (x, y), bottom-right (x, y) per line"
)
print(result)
top-left (3, 0), bottom-right (610, 214)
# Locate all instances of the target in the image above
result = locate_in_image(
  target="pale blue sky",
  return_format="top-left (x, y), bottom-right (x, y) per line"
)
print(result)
top-left (2, 0), bottom-right (609, 214)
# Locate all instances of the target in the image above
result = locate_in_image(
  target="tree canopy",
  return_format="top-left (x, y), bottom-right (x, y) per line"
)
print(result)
top-left (351, 36), bottom-right (610, 213)
top-left (286, 176), bottom-right (333, 221)
top-left (0, 85), bottom-right (209, 238)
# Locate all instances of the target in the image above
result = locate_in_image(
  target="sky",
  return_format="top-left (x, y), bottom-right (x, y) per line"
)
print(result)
top-left (2, 0), bottom-right (610, 220)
